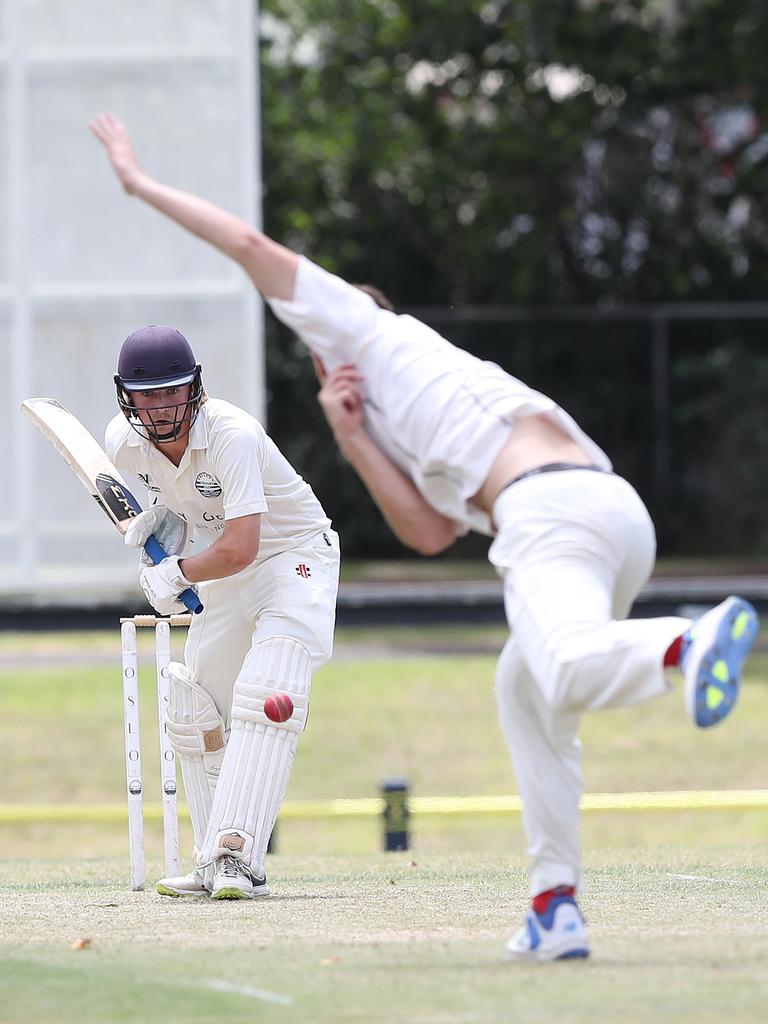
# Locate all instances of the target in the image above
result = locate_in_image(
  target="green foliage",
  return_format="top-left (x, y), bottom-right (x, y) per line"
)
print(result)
top-left (670, 328), bottom-right (768, 552)
top-left (259, 1), bottom-right (768, 555)
top-left (262, 0), bottom-right (768, 303)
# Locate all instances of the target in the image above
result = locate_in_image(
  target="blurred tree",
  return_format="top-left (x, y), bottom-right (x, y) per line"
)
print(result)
top-left (259, 0), bottom-right (768, 557)
top-left (261, 0), bottom-right (768, 304)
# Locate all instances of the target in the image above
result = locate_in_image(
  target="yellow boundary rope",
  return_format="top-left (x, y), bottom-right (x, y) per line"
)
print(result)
top-left (1, 790), bottom-right (767, 824)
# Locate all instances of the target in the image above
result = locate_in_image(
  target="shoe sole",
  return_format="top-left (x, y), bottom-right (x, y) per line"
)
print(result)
top-left (556, 949), bottom-right (590, 960)
top-left (155, 883), bottom-right (208, 898)
top-left (507, 943), bottom-right (590, 963)
top-left (211, 886), bottom-right (253, 900)
top-left (685, 597), bottom-right (759, 728)
top-left (210, 883), bottom-right (271, 900)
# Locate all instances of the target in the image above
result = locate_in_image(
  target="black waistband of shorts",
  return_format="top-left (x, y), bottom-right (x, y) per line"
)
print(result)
top-left (496, 462), bottom-right (610, 499)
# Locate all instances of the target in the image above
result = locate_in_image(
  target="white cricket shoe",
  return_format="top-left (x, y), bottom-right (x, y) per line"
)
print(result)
top-left (681, 596), bottom-right (759, 728)
top-left (156, 869), bottom-right (209, 898)
top-left (506, 894), bottom-right (590, 962)
top-left (210, 855), bottom-right (270, 900)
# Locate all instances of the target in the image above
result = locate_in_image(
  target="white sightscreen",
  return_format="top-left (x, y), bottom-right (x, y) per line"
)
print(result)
top-left (1, 0), bottom-right (263, 607)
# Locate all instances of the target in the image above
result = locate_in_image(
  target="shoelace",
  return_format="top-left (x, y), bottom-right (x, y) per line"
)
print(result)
top-left (218, 855), bottom-right (241, 879)
top-left (195, 844), bottom-right (265, 886)
top-left (206, 854), bottom-right (264, 886)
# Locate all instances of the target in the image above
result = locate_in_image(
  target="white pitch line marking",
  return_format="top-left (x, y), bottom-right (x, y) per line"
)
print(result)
top-left (665, 873), bottom-right (740, 884)
top-left (7, 960), bottom-right (294, 1007)
top-left (203, 979), bottom-right (293, 1005)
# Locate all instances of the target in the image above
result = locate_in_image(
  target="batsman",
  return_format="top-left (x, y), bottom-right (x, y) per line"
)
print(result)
top-left (92, 114), bottom-right (759, 957)
top-left (107, 323), bottom-right (339, 899)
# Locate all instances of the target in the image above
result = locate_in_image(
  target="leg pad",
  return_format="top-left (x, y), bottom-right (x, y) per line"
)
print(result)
top-left (231, 636), bottom-right (311, 734)
top-left (199, 637), bottom-right (312, 876)
top-left (166, 662), bottom-right (227, 852)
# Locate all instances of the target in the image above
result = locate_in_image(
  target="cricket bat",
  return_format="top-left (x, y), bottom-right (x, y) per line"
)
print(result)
top-left (21, 397), bottom-right (203, 614)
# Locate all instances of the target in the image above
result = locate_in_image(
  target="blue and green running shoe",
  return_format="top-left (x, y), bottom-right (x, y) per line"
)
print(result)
top-left (506, 893), bottom-right (590, 962)
top-left (682, 596), bottom-right (759, 728)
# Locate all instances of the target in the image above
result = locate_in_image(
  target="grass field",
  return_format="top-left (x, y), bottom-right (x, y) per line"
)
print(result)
top-left (1, 626), bottom-right (767, 1022)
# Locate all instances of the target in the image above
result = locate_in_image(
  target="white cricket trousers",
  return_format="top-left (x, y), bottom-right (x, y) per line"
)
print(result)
top-left (183, 530), bottom-right (340, 724)
top-left (489, 471), bottom-right (689, 896)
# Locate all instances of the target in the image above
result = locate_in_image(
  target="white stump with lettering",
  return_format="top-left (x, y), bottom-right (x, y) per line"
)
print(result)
top-left (155, 620), bottom-right (181, 877)
top-left (121, 620), bottom-right (144, 890)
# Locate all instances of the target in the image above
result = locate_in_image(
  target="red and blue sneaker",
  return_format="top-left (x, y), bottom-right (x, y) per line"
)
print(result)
top-left (506, 889), bottom-right (589, 962)
top-left (681, 596), bottom-right (759, 728)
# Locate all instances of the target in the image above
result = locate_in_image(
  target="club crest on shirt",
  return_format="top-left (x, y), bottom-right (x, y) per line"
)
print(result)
top-left (194, 472), bottom-right (223, 498)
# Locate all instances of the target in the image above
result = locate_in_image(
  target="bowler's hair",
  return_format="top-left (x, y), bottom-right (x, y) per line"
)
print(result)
top-left (352, 283), bottom-right (395, 312)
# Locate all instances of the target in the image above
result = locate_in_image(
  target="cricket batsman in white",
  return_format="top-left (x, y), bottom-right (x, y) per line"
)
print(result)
top-left (107, 322), bottom-right (339, 899)
top-left (92, 114), bottom-right (759, 957)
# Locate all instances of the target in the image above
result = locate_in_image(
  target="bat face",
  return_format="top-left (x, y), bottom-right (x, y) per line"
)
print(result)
top-left (22, 395), bottom-right (205, 615)
top-left (94, 472), bottom-right (143, 529)
top-left (21, 397), bottom-right (142, 535)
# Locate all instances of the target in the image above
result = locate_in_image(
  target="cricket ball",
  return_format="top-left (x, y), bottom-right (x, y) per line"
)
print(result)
top-left (264, 693), bottom-right (294, 723)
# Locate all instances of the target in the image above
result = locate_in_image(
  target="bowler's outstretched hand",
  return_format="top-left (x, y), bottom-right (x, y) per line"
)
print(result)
top-left (89, 113), bottom-right (143, 194)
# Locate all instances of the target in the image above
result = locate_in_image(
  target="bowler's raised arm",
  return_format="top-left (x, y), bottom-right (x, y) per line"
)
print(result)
top-left (89, 112), bottom-right (298, 300)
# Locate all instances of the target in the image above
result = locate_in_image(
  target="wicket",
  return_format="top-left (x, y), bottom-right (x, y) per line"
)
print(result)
top-left (120, 613), bottom-right (191, 891)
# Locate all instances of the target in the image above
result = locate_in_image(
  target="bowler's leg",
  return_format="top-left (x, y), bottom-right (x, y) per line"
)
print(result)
top-left (495, 637), bottom-right (583, 895)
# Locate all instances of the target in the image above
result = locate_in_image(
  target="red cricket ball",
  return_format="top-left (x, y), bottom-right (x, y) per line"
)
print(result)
top-left (264, 693), bottom-right (294, 723)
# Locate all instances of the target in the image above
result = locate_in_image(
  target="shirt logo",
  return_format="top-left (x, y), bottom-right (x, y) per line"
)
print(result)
top-left (137, 472), bottom-right (161, 495)
top-left (194, 472), bottom-right (222, 498)
top-left (295, 563), bottom-right (312, 578)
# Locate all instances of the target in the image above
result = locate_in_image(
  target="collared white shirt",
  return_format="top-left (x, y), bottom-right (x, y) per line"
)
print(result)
top-left (106, 397), bottom-right (330, 562)
top-left (269, 257), bottom-right (611, 536)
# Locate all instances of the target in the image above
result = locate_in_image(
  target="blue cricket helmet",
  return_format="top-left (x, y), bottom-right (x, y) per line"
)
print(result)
top-left (115, 325), bottom-right (204, 443)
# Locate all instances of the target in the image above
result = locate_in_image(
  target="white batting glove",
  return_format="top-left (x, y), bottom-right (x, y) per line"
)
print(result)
top-left (139, 556), bottom-right (197, 617)
top-left (124, 506), bottom-right (188, 566)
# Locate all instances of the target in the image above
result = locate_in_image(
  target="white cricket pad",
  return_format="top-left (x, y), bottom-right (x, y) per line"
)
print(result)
top-left (199, 637), bottom-right (312, 877)
top-left (165, 661), bottom-right (227, 851)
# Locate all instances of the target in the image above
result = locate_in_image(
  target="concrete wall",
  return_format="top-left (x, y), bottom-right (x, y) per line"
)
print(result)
top-left (1, 0), bottom-right (262, 606)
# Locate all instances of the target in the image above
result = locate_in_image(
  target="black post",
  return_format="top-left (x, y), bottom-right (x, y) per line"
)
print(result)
top-left (651, 314), bottom-right (671, 508)
top-left (381, 778), bottom-right (410, 851)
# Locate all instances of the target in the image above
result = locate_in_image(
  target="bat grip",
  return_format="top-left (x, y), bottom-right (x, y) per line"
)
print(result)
top-left (143, 534), bottom-right (204, 614)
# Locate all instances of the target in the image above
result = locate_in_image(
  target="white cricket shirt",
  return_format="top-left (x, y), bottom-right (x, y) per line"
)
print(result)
top-left (269, 257), bottom-right (611, 535)
top-left (106, 397), bottom-right (331, 562)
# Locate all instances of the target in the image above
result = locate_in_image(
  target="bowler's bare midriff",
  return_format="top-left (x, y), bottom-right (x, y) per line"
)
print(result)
top-left (472, 412), bottom-right (592, 515)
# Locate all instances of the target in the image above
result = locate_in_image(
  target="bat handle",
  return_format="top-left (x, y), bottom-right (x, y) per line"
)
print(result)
top-left (143, 534), bottom-right (204, 614)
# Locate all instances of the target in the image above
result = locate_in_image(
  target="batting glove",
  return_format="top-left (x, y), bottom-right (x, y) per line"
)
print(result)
top-left (139, 556), bottom-right (197, 617)
top-left (125, 505), bottom-right (188, 567)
